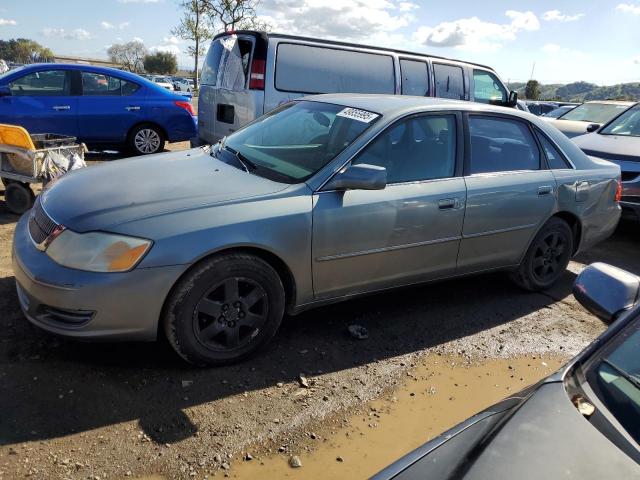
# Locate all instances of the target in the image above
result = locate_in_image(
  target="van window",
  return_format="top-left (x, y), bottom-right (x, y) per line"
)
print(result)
top-left (433, 63), bottom-right (465, 100)
top-left (473, 69), bottom-right (507, 104)
top-left (201, 36), bottom-right (252, 89)
top-left (400, 59), bottom-right (429, 96)
top-left (275, 43), bottom-right (395, 94)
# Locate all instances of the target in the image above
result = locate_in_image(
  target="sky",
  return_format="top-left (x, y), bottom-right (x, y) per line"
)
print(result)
top-left (0, 0), bottom-right (639, 85)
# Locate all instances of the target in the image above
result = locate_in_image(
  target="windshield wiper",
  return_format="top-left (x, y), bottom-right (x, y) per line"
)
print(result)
top-left (222, 145), bottom-right (257, 172)
top-left (602, 359), bottom-right (640, 390)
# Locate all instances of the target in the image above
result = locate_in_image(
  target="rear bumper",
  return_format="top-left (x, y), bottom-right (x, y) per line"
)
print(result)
top-left (12, 213), bottom-right (185, 341)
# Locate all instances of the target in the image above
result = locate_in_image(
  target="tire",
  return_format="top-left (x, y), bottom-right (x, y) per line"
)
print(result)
top-left (511, 217), bottom-right (573, 291)
top-left (128, 124), bottom-right (165, 155)
top-left (163, 253), bottom-right (286, 366)
top-left (4, 182), bottom-right (35, 214)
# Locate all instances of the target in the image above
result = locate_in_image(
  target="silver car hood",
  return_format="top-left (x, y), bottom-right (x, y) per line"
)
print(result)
top-left (546, 118), bottom-right (595, 138)
top-left (40, 148), bottom-right (289, 232)
top-left (573, 133), bottom-right (640, 158)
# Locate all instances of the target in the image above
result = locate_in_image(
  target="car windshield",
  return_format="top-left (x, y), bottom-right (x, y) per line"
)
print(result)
top-left (588, 318), bottom-right (640, 443)
top-left (559, 103), bottom-right (631, 123)
top-left (600, 105), bottom-right (640, 137)
top-left (217, 100), bottom-right (379, 183)
top-left (0, 66), bottom-right (23, 81)
top-left (544, 106), bottom-right (573, 118)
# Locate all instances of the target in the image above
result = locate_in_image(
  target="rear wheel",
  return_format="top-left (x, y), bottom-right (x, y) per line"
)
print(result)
top-left (128, 124), bottom-right (165, 155)
top-left (163, 253), bottom-right (285, 366)
top-left (4, 182), bottom-right (35, 214)
top-left (511, 217), bottom-right (573, 291)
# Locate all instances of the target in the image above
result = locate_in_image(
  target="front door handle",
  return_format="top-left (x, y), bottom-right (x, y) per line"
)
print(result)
top-left (125, 106), bottom-right (141, 111)
top-left (52, 105), bottom-right (71, 111)
top-left (538, 185), bottom-right (553, 196)
top-left (438, 198), bottom-right (459, 210)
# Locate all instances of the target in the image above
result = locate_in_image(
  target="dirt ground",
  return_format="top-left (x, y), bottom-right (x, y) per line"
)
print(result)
top-left (0, 148), bottom-right (639, 479)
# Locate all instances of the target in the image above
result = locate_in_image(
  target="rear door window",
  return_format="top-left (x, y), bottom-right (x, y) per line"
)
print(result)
top-left (201, 36), bottom-right (253, 89)
top-left (400, 59), bottom-right (429, 96)
top-left (433, 63), bottom-right (465, 100)
top-left (276, 43), bottom-right (395, 94)
top-left (9, 70), bottom-right (70, 96)
top-left (468, 116), bottom-right (540, 174)
top-left (472, 69), bottom-right (507, 104)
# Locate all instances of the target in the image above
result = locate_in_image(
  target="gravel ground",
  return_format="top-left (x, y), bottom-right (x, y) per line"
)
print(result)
top-left (0, 152), bottom-right (638, 479)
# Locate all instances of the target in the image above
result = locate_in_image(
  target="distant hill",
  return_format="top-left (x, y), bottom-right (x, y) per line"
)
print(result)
top-left (508, 81), bottom-right (640, 102)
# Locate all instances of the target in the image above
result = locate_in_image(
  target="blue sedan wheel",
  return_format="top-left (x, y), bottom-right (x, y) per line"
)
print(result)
top-left (130, 125), bottom-right (164, 155)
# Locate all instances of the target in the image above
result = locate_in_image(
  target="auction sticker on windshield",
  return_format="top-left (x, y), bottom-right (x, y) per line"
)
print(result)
top-left (336, 107), bottom-right (379, 123)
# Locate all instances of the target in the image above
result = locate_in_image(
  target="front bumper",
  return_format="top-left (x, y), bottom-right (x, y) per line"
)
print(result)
top-left (12, 213), bottom-right (186, 341)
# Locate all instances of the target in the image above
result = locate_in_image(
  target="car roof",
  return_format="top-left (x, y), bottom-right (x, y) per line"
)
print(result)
top-left (583, 100), bottom-right (636, 105)
top-left (302, 93), bottom-right (528, 119)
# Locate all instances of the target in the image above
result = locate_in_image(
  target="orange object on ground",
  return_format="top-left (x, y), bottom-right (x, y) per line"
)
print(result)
top-left (0, 124), bottom-right (36, 151)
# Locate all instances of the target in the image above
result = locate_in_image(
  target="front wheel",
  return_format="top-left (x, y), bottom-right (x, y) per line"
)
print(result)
top-left (128, 124), bottom-right (165, 155)
top-left (511, 217), bottom-right (573, 291)
top-left (4, 182), bottom-right (35, 214)
top-left (163, 253), bottom-right (285, 366)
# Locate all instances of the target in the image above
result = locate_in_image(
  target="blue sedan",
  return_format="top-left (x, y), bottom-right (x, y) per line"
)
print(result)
top-left (0, 64), bottom-right (197, 155)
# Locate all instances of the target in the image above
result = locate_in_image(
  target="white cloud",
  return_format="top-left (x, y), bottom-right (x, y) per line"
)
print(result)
top-left (633, 55), bottom-right (640, 64)
top-left (163, 35), bottom-right (180, 45)
top-left (413, 10), bottom-right (539, 51)
top-left (42, 27), bottom-right (91, 40)
top-left (102, 20), bottom-right (129, 30)
top-left (0, 18), bottom-right (17, 26)
top-left (541, 43), bottom-right (562, 54)
top-left (150, 44), bottom-right (180, 55)
top-left (542, 10), bottom-right (585, 22)
top-left (259, 0), bottom-right (418, 43)
top-left (131, 36), bottom-right (144, 43)
top-left (616, 3), bottom-right (640, 15)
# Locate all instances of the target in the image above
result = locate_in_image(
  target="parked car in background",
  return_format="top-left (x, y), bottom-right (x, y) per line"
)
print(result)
top-left (543, 104), bottom-right (577, 118)
top-left (373, 262), bottom-right (640, 480)
top-left (0, 60), bottom-right (8, 74)
top-left (197, 31), bottom-right (518, 144)
top-left (0, 64), bottom-right (197, 155)
top-left (149, 75), bottom-right (173, 90)
top-left (174, 77), bottom-right (194, 92)
top-left (13, 95), bottom-right (620, 365)
top-left (526, 101), bottom-right (559, 116)
top-left (573, 103), bottom-right (640, 221)
top-left (544, 100), bottom-right (634, 138)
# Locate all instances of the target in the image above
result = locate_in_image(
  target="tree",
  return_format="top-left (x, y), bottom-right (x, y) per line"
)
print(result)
top-left (107, 41), bottom-right (147, 72)
top-left (202, 0), bottom-right (266, 32)
top-left (144, 51), bottom-right (178, 74)
top-left (172, 0), bottom-right (213, 87)
top-left (0, 38), bottom-right (54, 64)
top-left (525, 80), bottom-right (541, 100)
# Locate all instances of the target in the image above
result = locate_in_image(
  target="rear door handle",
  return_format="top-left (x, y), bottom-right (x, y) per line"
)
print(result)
top-left (538, 185), bottom-right (553, 196)
top-left (438, 198), bottom-right (459, 210)
top-left (52, 105), bottom-right (70, 111)
top-left (125, 106), bottom-right (140, 111)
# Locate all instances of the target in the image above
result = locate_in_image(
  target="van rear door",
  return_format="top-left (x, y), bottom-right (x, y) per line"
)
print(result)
top-left (198, 33), bottom-right (265, 144)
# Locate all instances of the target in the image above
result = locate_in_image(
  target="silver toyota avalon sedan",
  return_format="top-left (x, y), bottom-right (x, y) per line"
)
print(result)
top-left (12, 95), bottom-right (622, 366)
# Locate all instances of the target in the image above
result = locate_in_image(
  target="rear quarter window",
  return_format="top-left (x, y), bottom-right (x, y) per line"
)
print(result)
top-left (275, 43), bottom-right (395, 94)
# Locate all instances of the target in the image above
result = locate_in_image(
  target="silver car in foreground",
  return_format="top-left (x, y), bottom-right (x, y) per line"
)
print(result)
top-left (13, 95), bottom-right (621, 365)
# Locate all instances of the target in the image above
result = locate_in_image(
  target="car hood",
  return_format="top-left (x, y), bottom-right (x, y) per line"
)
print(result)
top-left (573, 133), bottom-right (640, 161)
top-left (41, 147), bottom-right (289, 232)
top-left (375, 382), bottom-right (639, 480)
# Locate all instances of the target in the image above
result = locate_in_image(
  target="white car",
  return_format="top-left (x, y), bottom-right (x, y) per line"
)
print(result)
top-left (174, 78), bottom-right (194, 92)
top-left (150, 75), bottom-right (174, 90)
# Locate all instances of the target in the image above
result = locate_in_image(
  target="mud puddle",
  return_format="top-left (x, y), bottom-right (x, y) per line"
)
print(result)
top-left (226, 354), bottom-right (566, 479)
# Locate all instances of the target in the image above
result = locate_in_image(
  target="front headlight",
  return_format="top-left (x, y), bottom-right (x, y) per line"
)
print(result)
top-left (46, 230), bottom-right (152, 272)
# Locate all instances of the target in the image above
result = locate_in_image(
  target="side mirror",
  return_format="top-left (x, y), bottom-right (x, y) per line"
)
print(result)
top-left (586, 123), bottom-right (600, 133)
top-left (508, 90), bottom-right (518, 107)
top-left (0, 85), bottom-right (11, 97)
top-left (324, 163), bottom-right (387, 191)
top-left (573, 263), bottom-right (640, 323)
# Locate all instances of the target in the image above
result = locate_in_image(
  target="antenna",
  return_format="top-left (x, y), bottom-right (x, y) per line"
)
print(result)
top-left (529, 62), bottom-right (536, 80)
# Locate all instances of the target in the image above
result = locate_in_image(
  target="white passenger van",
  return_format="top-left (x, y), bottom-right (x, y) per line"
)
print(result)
top-left (197, 31), bottom-right (518, 144)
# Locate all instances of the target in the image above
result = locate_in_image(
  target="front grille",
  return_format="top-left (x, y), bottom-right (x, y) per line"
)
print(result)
top-left (28, 196), bottom-right (58, 246)
top-left (36, 305), bottom-right (95, 326)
